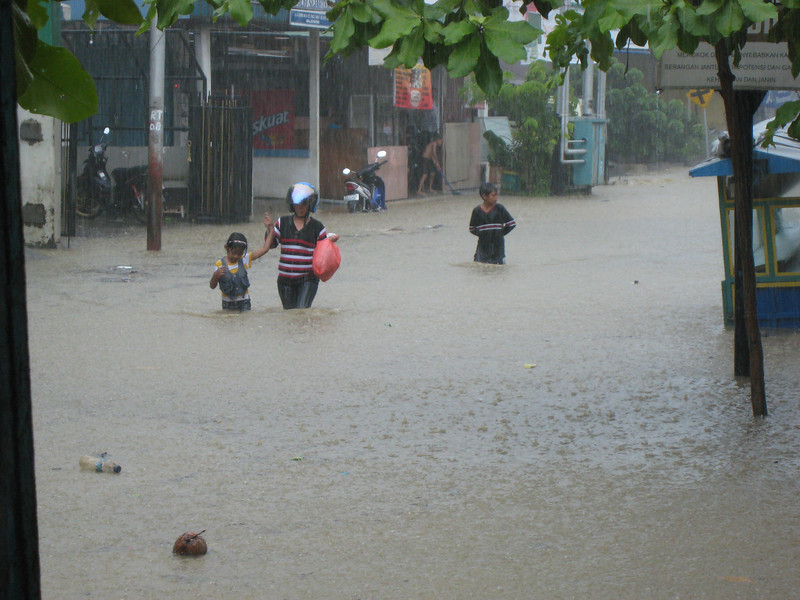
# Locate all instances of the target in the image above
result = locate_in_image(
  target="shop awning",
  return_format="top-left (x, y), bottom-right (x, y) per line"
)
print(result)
top-left (690, 146), bottom-right (800, 178)
top-left (690, 124), bottom-right (800, 178)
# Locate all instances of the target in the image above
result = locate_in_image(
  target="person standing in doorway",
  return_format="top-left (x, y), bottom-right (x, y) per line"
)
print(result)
top-left (469, 182), bottom-right (516, 264)
top-left (416, 134), bottom-right (443, 195)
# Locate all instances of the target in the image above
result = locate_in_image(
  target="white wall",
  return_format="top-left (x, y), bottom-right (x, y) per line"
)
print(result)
top-left (97, 146), bottom-right (189, 182)
top-left (252, 156), bottom-right (317, 199)
top-left (18, 108), bottom-right (60, 248)
top-left (103, 148), bottom-right (310, 200)
top-left (444, 121), bottom-right (482, 190)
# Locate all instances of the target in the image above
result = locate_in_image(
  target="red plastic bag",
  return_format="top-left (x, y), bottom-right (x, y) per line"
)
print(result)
top-left (312, 238), bottom-right (341, 282)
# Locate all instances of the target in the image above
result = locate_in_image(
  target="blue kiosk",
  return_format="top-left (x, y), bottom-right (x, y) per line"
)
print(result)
top-left (690, 124), bottom-right (800, 329)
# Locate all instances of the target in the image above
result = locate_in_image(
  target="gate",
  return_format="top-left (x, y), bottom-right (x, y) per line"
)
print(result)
top-left (188, 96), bottom-right (253, 222)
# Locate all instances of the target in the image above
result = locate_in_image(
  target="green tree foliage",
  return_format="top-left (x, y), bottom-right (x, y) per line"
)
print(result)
top-left (326, 0), bottom-right (540, 95)
top-left (13, 0), bottom-right (541, 121)
top-left (604, 60), bottom-right (705, 165)
top-left (536, 0), bottom-right (800, 146)
top-left (12, 0), bottom-right (800, 142)
top-left (480, 62), bottom-right (562, 195)
top-left (13, 0), bottom-right (100, 122)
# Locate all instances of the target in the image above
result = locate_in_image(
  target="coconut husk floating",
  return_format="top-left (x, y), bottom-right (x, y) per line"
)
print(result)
top-left (173, 530), bottom-right (207, 556)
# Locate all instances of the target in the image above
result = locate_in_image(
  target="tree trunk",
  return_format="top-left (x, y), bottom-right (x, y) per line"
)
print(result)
top-left (1, 0), bottom-right (43, 594)
top-left (714, 42), bottom-right (767, 417)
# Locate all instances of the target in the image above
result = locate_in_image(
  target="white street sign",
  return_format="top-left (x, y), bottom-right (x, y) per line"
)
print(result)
top-left (658, 42), bottom-right (798, 90)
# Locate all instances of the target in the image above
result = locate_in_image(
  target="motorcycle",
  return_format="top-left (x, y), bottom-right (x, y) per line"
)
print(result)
top-left (75, 127), bottom-right (115, 219)
top-left (342, 150), bottom-right (388, 213)
top-left (75, 127), bottom-right (176, 223)
top-left (110, 163), bottom-right (150, 223)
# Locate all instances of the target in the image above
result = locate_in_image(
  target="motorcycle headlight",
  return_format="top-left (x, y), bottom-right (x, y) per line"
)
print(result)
top-left (94, 144), bottom-right (103, 153)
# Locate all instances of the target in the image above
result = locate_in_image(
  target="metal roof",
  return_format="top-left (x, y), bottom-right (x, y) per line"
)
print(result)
top-left (690, 121), bottom-right (800, 178)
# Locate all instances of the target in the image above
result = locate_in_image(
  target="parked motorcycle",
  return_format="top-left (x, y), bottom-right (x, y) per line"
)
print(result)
top-left (110, 163), bottom-right (149, 223)
top-left (75, 127), bottom-right (176, 223)
top-left (75, 127), bottom-right (114, 218)
top-left (342, 150), bottom-right (388, 213)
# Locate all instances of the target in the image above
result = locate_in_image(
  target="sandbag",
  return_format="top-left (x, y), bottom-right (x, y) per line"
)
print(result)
top-left (312, 238), bottom-right (341, 282)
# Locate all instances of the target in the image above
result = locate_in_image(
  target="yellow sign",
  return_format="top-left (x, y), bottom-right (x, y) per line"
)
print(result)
top-left (688, 89), bottom-right (713, 108)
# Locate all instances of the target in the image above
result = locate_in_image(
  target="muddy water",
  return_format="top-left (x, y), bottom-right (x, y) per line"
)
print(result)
top-left (26, 168), bottom-right (800, 599)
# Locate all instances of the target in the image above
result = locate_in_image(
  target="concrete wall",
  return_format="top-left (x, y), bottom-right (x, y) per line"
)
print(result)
top-left (253, 156), bottom-right (316, 199)
top-left (18, 109), bottom-right (60, 248)
top-left (92, 146), bottom-right (310, 202)
top-left (95, 145), bottom-right (189, 183)
top-left (444, 121), bottom-right (482, 191)
top-left (368, 145), bottom-right (407, 201)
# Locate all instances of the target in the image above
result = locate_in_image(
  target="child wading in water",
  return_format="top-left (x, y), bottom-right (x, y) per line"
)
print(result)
top-left (210, 219), bottom-right (274, 311)
top-left (469, 182), bottom-right (516, 264)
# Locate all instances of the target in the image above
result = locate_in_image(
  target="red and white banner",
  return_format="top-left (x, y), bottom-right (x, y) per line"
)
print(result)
top-left (394, 65), bottom-right (433, 110)
top-left (250, 90), bottom-right (294, 150)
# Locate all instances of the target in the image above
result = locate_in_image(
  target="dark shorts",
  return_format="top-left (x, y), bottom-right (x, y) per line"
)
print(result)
top-left (222, 298), bottom-right (251, 311)
top-left (422, 157), bottom-right (437, 176)
top-left (474, 248), bottom-right (505, 265)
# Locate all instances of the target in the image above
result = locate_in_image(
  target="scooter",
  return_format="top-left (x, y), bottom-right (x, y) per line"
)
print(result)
top-left (75, 127), bottom-right (180, 222)
top-left (342, 150), bottom-right (388, 213)
top-left (75, 127), bottom-right (113, 218)
top-left (110, 163), bottom-right (149, 223)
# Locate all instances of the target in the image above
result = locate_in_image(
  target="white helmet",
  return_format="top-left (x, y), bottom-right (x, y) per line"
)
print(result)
top-left (286, 182), bottom-right (318, 213)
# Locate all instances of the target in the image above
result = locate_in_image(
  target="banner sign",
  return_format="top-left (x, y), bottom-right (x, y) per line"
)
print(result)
top-left (658, 42), bottom-right (798, 90)
top-left (289, 9), bottom-right (332, 29)
top-left (289, 0), bottom-right (331, 29)
top-left (394, 65), bottom-right (433, 110)
top-left (250, 90), bottom-right (294, 150)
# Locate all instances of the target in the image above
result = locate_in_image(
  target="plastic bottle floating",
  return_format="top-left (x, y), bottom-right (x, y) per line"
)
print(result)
top-left (79, 453), bottom-right (122, 473)
top-left (173, 530), bottom-right (208, 556)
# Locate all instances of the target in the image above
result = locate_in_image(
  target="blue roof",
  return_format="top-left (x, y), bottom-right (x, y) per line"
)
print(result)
top-left (691, 122), bottom-right (800, 178)
top-left (690, 147), bottom-right (800, 177)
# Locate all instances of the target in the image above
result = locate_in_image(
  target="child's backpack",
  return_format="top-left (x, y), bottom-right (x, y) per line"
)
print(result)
top-left (218, 258), bottom-right (250, 297)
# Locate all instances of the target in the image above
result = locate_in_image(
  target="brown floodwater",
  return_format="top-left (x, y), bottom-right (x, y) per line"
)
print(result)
top-left (25, 167), bottom-right (800, 599)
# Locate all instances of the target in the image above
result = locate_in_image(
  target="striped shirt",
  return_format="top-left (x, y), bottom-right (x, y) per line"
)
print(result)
top-left (271, 216), bottom-right (327, 280)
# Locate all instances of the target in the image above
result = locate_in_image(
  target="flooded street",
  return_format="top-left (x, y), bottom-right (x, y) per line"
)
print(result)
top-left (25, 167), bottom-right (800, 599)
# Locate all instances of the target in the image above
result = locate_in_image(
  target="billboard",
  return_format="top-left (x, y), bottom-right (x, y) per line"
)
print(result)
top-left (394, 65), bottom-right (433, 110)
top-left (658, 42), bottom-right (798, 91)
top-left (250, 90), bottom-right (294, 150)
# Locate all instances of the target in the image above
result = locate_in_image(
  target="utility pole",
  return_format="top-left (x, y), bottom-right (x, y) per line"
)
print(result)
top-left (147, 18), bottom-right (165, 251)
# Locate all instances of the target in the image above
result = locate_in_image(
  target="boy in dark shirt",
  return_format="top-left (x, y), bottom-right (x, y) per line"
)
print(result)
top-left (468, 182), bottom-right (516, 264)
